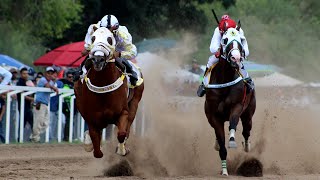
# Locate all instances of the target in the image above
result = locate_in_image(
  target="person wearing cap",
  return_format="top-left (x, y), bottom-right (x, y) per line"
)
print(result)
top-left (9, 68), bottom-right (18, 85)
top-left (0, 66), bottom-right (12, 85)
top-left (30, 66), bottom-right (59, 143)
top-left (75, 15), bottom-right (138, 86)
top-left (189, 59), bottom-right (204, 75)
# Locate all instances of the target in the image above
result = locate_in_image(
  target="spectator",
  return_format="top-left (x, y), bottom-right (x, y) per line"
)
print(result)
top-left (0, 93), bottom-right (6, 143)
top-left (30, 67), bottom-right (59, 143)
top-left (33, 73), bottom-right (43, 86)
top-left (37, 72), bottom-right (44, 78)
top-left (9, 68), bottom-right (18, 85)
top-left (60, 71), bottom-right (74, 141)
top-left (189, 59), bottom-right (204, 75)
top-left (0, 66), bottom-right (12, 85)
top-left (49, 71), bottom-right (64, 141)
top-left (16, 67), bottom-right (34, 140)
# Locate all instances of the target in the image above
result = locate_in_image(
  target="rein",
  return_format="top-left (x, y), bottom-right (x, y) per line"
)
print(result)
top-left (84, 58), bottom-right (126, 93)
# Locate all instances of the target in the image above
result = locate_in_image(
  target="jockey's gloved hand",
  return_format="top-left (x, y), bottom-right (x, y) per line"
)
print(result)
top-left (215, 51), bottom-right (220, 58)
top-left (113, 51), bottom-right (121, 59)
top-left (81, 49), bottom-right (89, 56)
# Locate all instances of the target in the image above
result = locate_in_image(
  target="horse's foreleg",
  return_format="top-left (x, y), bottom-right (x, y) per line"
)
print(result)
top-left (228, 105), bottom-right (243, 148)
top-left (88, 126), bottom-right (103, 158)
top-left (116, 110), bottom-right (129, 156)
top-left (212, 119), bottom-right (228, 176)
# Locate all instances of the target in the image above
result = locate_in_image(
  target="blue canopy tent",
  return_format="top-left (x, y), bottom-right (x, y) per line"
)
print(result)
top-left (0, 54), bottom-right (35, 74)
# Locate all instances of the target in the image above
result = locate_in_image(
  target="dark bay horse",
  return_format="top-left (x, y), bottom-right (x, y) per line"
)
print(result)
top-left (204, 24), bottom-right (256, 175)
top-left (74, 27), bottom-right (144, 158)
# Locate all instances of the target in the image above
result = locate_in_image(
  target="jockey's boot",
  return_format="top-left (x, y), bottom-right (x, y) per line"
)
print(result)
top-left (123, 59), bottom-right (138, 86)
top-left (244, 77), bottom-right (255, 90)
top-left (197, 67), bottom-right (209, 97)
top-left (73, 56), bottom-right (91, 82)
top-left (115, 58), bottom-right (138, 86)
top-left (240, 65), bottom-right (254, 90)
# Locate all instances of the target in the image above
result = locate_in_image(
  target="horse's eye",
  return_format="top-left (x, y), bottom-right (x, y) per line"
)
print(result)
top-left (107, 37), bottom-right (112, 45)
top-left (91, 36), bottom-right (96, 43)
top-left (224, 38), bottom-right (228, 45)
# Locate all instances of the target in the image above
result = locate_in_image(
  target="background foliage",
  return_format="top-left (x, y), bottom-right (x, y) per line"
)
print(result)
top-left (0, 0), bottom-right (319, 80)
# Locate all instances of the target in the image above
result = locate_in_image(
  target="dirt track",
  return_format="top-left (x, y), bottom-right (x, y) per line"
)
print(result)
top-left (1, 53), bottom-right (320, 179)
top-left (1, 85), bottom-right (320, 179)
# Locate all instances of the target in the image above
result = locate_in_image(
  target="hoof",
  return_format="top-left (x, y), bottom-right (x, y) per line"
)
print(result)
top-left (93, 150), bottom-right (103, 158)
top-left (115, 143), bottom-right (130, 156)
top-left (84, 144), bottom-right (93, 152)
top-left (214, 140), bottom-right (220, 151)
top-left (242, 141), bottom-right (251, 152)
top-left (221, 168), bottom-right (228, 176)
top-left (228, 138), bottom-right (237, 148)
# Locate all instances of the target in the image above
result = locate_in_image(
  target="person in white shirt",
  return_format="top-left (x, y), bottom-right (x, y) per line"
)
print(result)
top-left (0, 66), bottom-right (12, 85)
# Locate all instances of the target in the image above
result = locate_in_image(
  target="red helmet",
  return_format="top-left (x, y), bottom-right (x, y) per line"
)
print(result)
top-left (218, 18), bottom-right (236, 32)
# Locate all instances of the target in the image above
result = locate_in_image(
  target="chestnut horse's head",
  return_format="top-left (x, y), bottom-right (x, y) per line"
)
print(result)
top-left (220, 22), bottom-right (244, 69)
top-left (89, 27), bottom-right (116, 71)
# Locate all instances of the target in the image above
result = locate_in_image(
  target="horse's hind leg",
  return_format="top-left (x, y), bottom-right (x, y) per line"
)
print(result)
top-left (228, 105), bottom-right (243, 148)
top-left (241, 116), bottom-right (252, 152)
top-left (126, 99), bottom-right (139, 138)
top-left (116, 110), bottom-right (129, 156)
top-left (126, 87), bottom-right (143, 138)
top-left (88, 126), bottom-right (103, 158)
top-left (240, 97), bottom-right (255, 152)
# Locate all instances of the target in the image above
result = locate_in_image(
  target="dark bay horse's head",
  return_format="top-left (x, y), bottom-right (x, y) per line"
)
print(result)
top-left (89, 27), bottom-right (116, 71)
top-left (221, 22), bottom-right (244, 69)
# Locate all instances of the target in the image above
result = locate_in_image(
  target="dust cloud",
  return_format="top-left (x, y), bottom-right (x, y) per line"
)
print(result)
top-left (88, 36), bottom-right (320, 178)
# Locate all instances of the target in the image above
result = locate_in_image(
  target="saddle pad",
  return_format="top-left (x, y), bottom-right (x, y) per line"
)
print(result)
top-left (202, 64), bottom-right (216, 87)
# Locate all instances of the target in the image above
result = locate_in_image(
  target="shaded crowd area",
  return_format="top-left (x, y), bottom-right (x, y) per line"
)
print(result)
top-left (0, 66), bottom-right (79, 143)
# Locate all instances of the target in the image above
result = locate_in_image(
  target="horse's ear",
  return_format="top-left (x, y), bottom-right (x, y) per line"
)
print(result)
top-left (93, 26), bottom-right (98, 31)
top-left (236, 20), bottom-right (241, 31)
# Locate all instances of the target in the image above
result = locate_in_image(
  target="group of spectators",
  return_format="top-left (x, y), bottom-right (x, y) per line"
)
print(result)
top-left (0, 66), bottom-right (75, 143)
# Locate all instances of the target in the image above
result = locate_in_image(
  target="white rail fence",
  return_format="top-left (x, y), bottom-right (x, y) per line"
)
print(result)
top-left (0, 85), bottom-right (146, 144)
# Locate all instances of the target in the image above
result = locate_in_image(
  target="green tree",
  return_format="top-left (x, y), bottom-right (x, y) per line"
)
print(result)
top-left (0, 0), bottom-right (83, 65)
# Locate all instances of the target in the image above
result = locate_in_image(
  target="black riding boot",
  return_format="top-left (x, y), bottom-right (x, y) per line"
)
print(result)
top-left (115, 58), bottom-right (138, 86)
top-left (73, 56), bottom-right (91, 82)
top-left (240, 65), bottom-right (254, 90)
top-left (244, 77), bottom-right (255, 90)
top-left (197, 67), bottom-right (209, 97)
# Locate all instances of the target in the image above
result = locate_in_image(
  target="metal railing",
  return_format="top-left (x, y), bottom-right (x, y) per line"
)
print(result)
top-left (0, 85), bottom-right (146, 144)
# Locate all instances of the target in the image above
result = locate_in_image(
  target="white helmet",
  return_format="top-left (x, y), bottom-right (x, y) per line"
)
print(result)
top-left (100, 15), bottom-right (119, 29)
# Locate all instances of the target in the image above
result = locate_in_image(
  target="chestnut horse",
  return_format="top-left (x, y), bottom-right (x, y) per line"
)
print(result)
top-left (74, 27), bottom-right (144, 158)
top-left (203, 24), bottom-right (256, 175)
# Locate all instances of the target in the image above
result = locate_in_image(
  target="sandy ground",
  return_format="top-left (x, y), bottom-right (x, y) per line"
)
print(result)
top-left (1, 52), bottom-right (320, 179)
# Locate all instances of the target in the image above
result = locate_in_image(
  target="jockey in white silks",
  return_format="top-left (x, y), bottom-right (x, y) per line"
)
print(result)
top-left (0, 66), bottom-right (12, 85)
top-left (75, 15), bottom-right (138, 86)
top-left (197, 15), bottom-right (254, 97)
